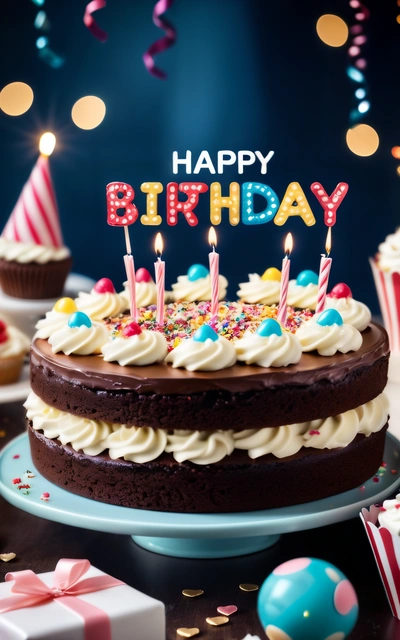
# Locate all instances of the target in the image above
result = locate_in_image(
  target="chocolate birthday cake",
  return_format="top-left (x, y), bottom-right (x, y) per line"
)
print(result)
top-left (25, 270), bottom-right (390, 513)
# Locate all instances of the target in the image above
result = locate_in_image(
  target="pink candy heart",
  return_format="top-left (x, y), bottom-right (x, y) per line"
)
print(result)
top-left (217, 605), bottom-right (238, 617)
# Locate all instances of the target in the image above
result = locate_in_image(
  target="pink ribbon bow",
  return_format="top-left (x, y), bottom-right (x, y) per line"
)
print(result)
top-left (0, 559), bottom-right (124, 640)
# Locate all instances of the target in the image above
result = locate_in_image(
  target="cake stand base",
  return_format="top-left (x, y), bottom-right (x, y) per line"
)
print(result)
top-left (132, 533), bottom-right (280, 558)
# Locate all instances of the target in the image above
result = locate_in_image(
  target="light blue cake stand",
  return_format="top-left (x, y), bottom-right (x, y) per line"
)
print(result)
top-left (1, 433), bottom-right (400, 559)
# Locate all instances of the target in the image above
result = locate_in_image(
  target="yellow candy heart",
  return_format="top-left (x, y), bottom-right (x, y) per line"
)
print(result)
top-left (261, 267), bottom-right (281, 282)
top-left (54, 297), bottom-right (77, 314)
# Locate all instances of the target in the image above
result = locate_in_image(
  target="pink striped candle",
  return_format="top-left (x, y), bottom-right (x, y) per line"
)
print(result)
top-left (277, 233), bottom-right (293, 326)
top-left (316, 227), bottom-right (332, 314)
top-left (154, 232), bottom-right (165, 325)
top-left (208, 226), bottom-right (219, 320)
top-left (123, 253), bottom-right (137, 321)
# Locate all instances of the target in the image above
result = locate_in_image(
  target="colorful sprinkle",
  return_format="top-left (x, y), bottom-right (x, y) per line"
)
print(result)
top-left (309, 430), bottom-right (320, 436)
top-left (13, 455), bottom-right (20, 459)
top-left (239, 583), bottom-right (259, 592)
top-left (373, 477), bottom-right (379, 483)
top-left (12, 478), bottom-right (21, 485)
top-left (40, 492), bottom-right (50, 501)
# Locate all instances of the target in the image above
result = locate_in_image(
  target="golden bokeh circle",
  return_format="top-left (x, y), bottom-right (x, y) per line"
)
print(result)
top-left (392, 147), bottom-right (400, 159)
top-left (316, 14), bottom-right (349, 47)
top-left (346, 124), bottom-right (379, 157)
top-left (0, 82), bottom-right (34, 116)
top-left (71, 96), bottom-right (106, 130)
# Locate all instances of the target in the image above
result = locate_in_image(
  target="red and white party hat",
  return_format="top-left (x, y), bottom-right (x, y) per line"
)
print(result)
top-left (2, 133), bottom-right (63, 248)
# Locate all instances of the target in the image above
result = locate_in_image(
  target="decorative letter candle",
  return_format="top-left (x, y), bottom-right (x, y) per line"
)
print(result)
top-left (277, 233), bottom-right (293, 326)
top-left (154, 232), bottom-right (165, 325)
top-left (316, 227), bottom-right (332, 314)
top-left (208, 226), bottom-right (220, 320)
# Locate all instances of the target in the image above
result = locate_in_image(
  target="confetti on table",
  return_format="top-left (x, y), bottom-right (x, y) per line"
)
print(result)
top-left (239, 583), bottom-right (259, 592)
top-left (176, 628), bottom-right (200, 638)
top-left (217, 605), bottom-right (237, 616)
top-left (206, 615), bottom-right (229, 626)
top-left (182, 589), bottom-right (204, 598)
top-left (0, 553), bottom-right (16, 562)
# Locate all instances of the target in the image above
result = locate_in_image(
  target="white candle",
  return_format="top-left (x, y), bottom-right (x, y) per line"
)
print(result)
top-left (277, 233), bottom-right (293, 326)
top-left (316, 227), bottom-right (332, 314)
top-left (208, 226), bottom-right (219, 320)
top-left (154, 232), bottom-right (165, 325)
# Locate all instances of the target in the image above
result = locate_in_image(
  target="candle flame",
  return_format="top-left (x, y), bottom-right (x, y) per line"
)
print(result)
top-left (208, 226), bottom-right (217, 248)
top-left (39, 132), bottom-right (56, 157)
top-left (326, 227), bottom-right (332, 256)
top-left (284, 232), bottom-right (293, 256)
top-left (155, 232), bottom-right (163, 256)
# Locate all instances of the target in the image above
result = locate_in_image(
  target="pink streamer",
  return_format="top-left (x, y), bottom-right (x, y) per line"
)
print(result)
top-left (84, 0), bottom-right (108, 43)
top-left (143, 0), bottom-right (176, 79)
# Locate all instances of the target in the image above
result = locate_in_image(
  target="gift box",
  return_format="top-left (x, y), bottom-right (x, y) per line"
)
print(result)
top-left (0, 559), bottom-right (165, 640)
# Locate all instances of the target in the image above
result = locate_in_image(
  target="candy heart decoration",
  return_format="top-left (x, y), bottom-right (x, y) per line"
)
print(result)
top-left (176, 629), bottom-right (200, 638)
top-left (187, 264), bottom-right (209, 282)
top-left (54, 297), bottom-right (77, 314)
top-left (296, 270), bottom-right (319, 287)
top-left (257, 318), bottom-right (283, 337)
top-left (193, 324), bottom-right (219, 342)
top-left (317, 309), bottom-right (344, 327)
top-left (217, 605), bottom-right (238, 616)
top-left (136, 268), bottom-right (153, 283)
top-left (328, 283), bottom-right (353, 300)
top-left (94, 278), bottom-right (116, 294)
top-left (68, 312), bottom-right (92, 329)
top-left (261, 267), bottom-right (281, 282)
top-left (123, 322), bottom-right (142, 337)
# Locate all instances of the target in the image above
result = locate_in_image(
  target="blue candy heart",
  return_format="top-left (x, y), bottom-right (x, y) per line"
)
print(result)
top-left (187, 264), bottom-right (209, 282)
top-left (316, 309), bottom-right (343, 327)
top-left (193, 324), bottom-right (219, 342)
top-left (296, 270), bottom-right (319, 287)
top-left (68, 311), bottom-right (92, 329)
top-left (256, 318), bottom-right (283, 337)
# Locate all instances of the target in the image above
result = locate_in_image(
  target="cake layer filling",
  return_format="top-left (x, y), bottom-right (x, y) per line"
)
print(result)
top-left (25, 392), bottom-right (389, 466)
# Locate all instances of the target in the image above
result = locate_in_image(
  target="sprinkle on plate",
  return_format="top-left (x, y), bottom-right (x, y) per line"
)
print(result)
top-left (239, 583), bottom-right (259, 592)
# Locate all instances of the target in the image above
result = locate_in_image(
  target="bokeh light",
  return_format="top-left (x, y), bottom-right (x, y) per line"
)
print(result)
top-left (316, 15), bottom-right (349, 47)
top-left (346, 124), bottom-right (379, 157)
top-left (355, 88), bottom-right (366, 99)
top-left (396, 166), bottom-right (400, 176)
top-left (0, 82), bottom-right (34, 116)
top-left (71, 96), bottom-right (106, 130)
top-left (392, 147), bottom-right (400, 159)
top-left (358, 100), bottom-right (370, 114)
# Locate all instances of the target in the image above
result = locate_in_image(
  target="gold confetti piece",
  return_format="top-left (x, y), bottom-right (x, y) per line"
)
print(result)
top-left (206, 616), bottom-right (229, 626)
top-left (176, 628), bottom-right (200, 638)
top-left (0, 553), bottom-right (16, 562)
top-left (239, 583), bottom-right (259, 592)
top-left (182, 589), bottom-right (204, 598)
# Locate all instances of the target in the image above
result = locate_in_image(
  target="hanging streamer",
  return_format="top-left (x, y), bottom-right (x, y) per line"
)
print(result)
top-left (83, 0), bottom-right (108, 43)
top-left (347, 0), bottom-right (370, 124)
top-left (143, 0), bottom-right (176, 79)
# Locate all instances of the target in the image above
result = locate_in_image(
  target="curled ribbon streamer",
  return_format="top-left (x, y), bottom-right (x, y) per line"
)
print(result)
top-left (143, 0), bottom-right (176, 79)
top-left (84, 0), bottom-right (108, 43)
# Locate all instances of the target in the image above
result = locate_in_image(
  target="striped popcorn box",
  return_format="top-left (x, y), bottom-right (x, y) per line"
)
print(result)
top-left (370, 258), bottom-right (400, 353)
top-left (360, 505), bottom-right (400, 618)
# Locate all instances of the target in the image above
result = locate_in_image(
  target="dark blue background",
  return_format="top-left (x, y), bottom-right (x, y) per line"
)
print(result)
top-left (0, 0), bottom-right (399, 312)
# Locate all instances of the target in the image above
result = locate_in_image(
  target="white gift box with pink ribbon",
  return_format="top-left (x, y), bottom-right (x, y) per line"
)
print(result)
top-left (0, 559), bottom-right (165, 640)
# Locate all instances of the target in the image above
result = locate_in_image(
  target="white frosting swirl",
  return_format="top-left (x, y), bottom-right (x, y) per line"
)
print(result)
top-left (378, 493), bottom-right (400, 534)
top-left (287, 280), bottom-right (318, 310)
top-left (48, 321), bottom-right (108, 355)
top-left (35, 311), bottom-right (69, 339)
top-left (26, 393), bottom-right (388, 464)
top-left (0, 237), bottom-right (70, 264)
top-left (235, 330), bottom-right (302, 367)
top-left (296, 318), bottom-right (363, 356)
top-left (25, 392), bottom-right (111, 455)
top-left (237, 274), bottom-right (280, 305)
top-left (325, 297), bottom-right (371, 332)
top-left (378, 228), bottom-right (400, 272)
top-left (75, 290), bottom-right (126, 321)
top-left (101, 330), bottom-right (168, 366)
top-left (171, 274), bottom-right (228, 302)
top-left (165, 335), bottom-right (236, 371)
top-left (0, 325), bottom-right (30, 358)
top-left (120, 280), bottom-right (157, 309)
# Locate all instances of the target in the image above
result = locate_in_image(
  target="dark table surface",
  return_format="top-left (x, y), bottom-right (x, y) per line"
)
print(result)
top-left (1, 401), bottom-right (400, 640)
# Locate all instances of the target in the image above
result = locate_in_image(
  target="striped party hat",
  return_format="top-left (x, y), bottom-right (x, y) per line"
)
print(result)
top-left (2, 154), bottom-right (63, 248)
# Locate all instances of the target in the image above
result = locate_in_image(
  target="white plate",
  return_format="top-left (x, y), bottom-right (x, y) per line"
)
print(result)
top-left (0, 363), bottom-right (30, 404)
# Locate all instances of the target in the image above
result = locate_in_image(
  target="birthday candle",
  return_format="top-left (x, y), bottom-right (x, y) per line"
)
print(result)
top-left (154, 232), bottom-right (165, 325)
top-left (277, 233), bottom-right (293, 326)
top-left (316, 227), bottom-right (332, 314)
top-left (208, 226), bottom-right (219, 320)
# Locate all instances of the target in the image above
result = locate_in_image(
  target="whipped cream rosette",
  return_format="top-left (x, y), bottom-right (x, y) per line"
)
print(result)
top-left (166, 324), bottom-right (236, 371)
top-left (75, 278), bottom-right (126, 321)
top-left (235, 318), bottom-right (301, 367)
top-left (171, 263), bottom-right (228, 303)
top-left (296, 308), bottom-right (363, 356)
top-left (102, 321), bottom-right (168, 366)
top-left (35, 297), bottom-right (78, 339)
top-left (120, 268), bottom-right (157, 309)
top-left (0, 237), bottom-right (70, 264)
top-left (325, 283), bottom-right (371, 332)
top-left (287, 270), bottom-right (319, 310)
top-left (48, 311), bottom-right (108, 355)
top-left (237, 267), bottom-right (281, 305)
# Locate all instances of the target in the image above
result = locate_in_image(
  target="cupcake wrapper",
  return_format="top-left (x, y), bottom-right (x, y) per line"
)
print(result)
top-left (0, 257), bottom-right (72, 300)
top-left (370, 258), bottom-right (400, 353)
top-left (360, 506), bottom-right (400, 618)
